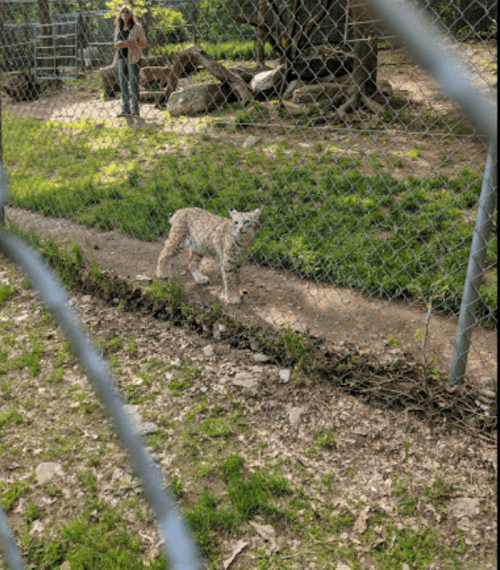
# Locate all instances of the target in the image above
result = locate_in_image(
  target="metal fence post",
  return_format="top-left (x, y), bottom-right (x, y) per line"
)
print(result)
top-left (450, 143), bottom-right (497, 385)
top-left (0, 504), bottom-right (27, 570)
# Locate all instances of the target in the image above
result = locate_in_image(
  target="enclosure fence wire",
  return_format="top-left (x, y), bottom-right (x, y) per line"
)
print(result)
top-left (0, 0), bottom-right (497, 567)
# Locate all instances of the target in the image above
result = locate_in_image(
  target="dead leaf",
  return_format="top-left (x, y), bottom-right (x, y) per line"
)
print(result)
top-left (352, 506), bottom-right (370, 535)
top-left (223, 540), bottom-right (248, 570)
top-left (249, 521), bottom-right (279, 553)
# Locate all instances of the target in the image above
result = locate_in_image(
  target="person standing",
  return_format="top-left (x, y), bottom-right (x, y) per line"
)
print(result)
top-left (113, 5), bottom-right (147, 117)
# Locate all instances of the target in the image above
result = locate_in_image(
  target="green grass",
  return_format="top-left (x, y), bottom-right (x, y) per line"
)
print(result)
top-left (3, 112), bottom-right (497, 324)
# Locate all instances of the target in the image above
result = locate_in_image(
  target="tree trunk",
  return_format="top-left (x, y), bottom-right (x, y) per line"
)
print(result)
top-left (256, 0), bottom-right (268, 66)
top-left (336, 0), bottom-right (382, 120)
top-left (37, 0), bottom-right (56, 77)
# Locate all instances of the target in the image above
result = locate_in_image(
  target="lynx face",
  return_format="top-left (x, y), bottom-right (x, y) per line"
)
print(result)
top-left (156, 207), bottom-right (261, 304)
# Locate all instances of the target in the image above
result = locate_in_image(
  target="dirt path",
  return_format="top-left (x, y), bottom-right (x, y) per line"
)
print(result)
top-left (5, 206), bottom-right (497, 384)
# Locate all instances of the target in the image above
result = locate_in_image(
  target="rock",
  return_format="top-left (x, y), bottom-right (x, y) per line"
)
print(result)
top-left (60, 562), bottom-right (71, 570)
top-left (134, 274), bottom-right (152, 283)
top-left (213, 323), bottom-right (227, 340)
top-left (283, 79), bottom-right (307, 100)
top-left (123, 404), bottom-right (158, 436)
top-left (449, 497), bottom-right (481, 518)
top-left (250, 67), bottom-right (285, 97)
top-left (99, 64), bottom-right (120, 98)
top-left (232, 372), bottom-right (257, 390)
top-left (35, 462), bottom-right (64, 485)
top-left (203, 344), bottom-right (214, 357)
top-left (279, 369), bottom-right (291, 383)
top-left (289, 407), bottom-right (304, 427)
top-left (242, 135), bottom-right (261, 148)
top-left (167, 83), bottom-right (232, 116)
top-left (253, 353), bottom-right (269, 363)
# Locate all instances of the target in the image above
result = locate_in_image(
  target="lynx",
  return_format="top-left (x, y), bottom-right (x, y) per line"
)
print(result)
top-left (156, 207), bottom-right (262, 305)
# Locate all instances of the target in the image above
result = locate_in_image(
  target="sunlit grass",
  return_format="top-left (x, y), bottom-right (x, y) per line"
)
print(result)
top-left (3, 111), bottom-right (496, 324)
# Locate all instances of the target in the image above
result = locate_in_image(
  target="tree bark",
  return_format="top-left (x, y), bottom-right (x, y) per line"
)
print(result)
top-left (256, 0), bottom-right (268, 65)
top-left (37, 0), bottom-right (56, 77)
top-left (336, 0), bottom-right (382, 120)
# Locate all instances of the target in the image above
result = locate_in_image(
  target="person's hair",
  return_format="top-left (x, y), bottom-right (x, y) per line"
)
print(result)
top-left (115, 5), bottom-right (136, 29)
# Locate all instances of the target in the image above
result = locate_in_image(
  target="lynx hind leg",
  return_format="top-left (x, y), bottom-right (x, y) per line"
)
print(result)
top-left (156, 212), bottom-right (187, 279)
top-left (221, 263), bottom-right (243, 305)
top-left (156, 237), bottom-right (176, 279)
top-left (188, 249), bottom-right (210, 285)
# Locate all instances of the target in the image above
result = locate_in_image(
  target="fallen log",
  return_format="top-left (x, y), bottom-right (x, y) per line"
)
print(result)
top-left (157, 44), bottom-right (252, 108)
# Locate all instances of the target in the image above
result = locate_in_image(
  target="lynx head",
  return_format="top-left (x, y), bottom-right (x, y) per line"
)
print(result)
top-left (229, 208), bottom-right (261, 239)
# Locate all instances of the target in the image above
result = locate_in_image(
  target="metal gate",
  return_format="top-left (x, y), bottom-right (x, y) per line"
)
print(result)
top-left (34, 20), bottom-right (79, 81)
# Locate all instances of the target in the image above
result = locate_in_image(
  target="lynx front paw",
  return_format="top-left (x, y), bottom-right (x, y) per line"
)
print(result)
top-left (192, 270), bottom-right (210, 285)
top-left (224, 292), bottom-right (243, 305)
top-left (156, 266), bottom-right (168, 279)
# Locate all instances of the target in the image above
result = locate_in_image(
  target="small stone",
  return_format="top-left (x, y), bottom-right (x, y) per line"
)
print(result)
top-left (279, 369), bottom-right (291, 383)
top-left (232, 372), bottom-right (257, 390)
top-left (203, 344), bottom-right (214, 357)
top-left (289, 407), bottom-right (304, 427)
top-left (35, 462), bottom-right (63, 485)
top-left (450, 497), bottom-right (481, 518)
top-left (134, 274), bottom-right (152, 282)
top-left (213, 323), bottom-right (227, 340)
top-left (139, 422), bottom-right (159, 435)
top-left (200, 386), bottom-right (208, 394)
top-left (253, 353), bottom-right (269, 363)
top-left (242, 135), bottom-right (261, 148)
top-left (123, 405), bottom-right (158, 435)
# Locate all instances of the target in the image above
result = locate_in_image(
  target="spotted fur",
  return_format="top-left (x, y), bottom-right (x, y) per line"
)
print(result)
top-left (156, 207), bottom-right (261, 304)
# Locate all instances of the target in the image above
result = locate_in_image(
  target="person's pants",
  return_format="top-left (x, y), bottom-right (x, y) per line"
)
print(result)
top-left (118, 58), bottom-right (140, 114)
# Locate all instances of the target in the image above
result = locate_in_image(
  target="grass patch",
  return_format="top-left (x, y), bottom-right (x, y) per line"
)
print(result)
top-left (4, 112), bottom-right (496, 324)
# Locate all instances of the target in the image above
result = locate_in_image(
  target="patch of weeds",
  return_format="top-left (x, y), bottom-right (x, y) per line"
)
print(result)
top-left (0, 407), bottom-right (23, 428)
top-left (126, 338), bottom-right (138, 356)
top-left (46, 366), bottom-right (65, 383)
top-left (0, 477), bottom-right (34, 511)
top-left (167, 360), bottom-right (199, 397)
top-left (11, 331), bottom-right (45, 377)
top-left (405, 147), bottom-right (422, 160)
top-left (422, 471), bottom-right (453, 513)
top-left (200, 417), bottom-right (231, 438)
top-left (386, 334), bottom-right (401, 347)
top-left (169, 474), bottom-right (184, 499)
top-left (22, 502), bottom-right (167, 570)
top-left (182, 426), bottom-right (201, 457)
top-left (314, 428), bottom-right (338, 449)
top-left (0, 282), bottom-right (17, 306)
top-left (372, 525), bottom-right (458, 570)
top-left (345, 467), bottom-right (356, 479)
top-left (392, 473), bottom-right (417, 516)
top-left (277, 325), bottom-right (316, 373)
top-left (24, 502), bottom-right (43, 524)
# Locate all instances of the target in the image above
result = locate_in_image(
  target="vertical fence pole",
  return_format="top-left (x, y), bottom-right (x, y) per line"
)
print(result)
top-left (0, 73), bottom-right (4, 223)
top-left (0, 504), bottom-right (27, 570)
top-left (450, 144), bottom-right (497, 385)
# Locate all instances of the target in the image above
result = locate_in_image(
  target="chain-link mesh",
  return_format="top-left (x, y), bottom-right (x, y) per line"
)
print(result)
top-left (0, 0), bottom-right (497, 567)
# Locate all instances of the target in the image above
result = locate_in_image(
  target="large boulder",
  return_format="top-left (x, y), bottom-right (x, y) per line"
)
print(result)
top-left (166, 82), bottom-right (233, 116)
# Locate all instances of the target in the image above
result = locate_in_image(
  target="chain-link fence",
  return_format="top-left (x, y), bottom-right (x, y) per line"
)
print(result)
top-left (0, 0), bottom-right (497, 567)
